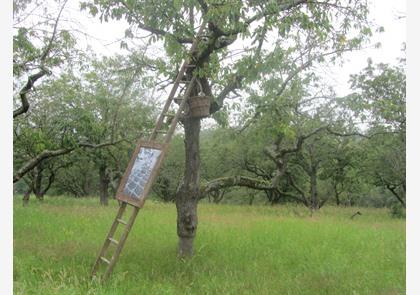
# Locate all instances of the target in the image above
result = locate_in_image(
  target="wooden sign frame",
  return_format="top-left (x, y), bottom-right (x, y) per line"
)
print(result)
top-left (116, 140), bottom-right (166, 208)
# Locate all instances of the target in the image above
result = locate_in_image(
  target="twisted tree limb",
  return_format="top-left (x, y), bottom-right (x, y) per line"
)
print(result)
top-left (13, 140), bottom-right (124, 183)
top-left (13, 0), bottom-right (69, 119)
top-left (200, 174), bottom-right (309, 205)
top-left (200, 176), bottom-right (273, 197)
top-left (13, 68), bottom-right (49, 118)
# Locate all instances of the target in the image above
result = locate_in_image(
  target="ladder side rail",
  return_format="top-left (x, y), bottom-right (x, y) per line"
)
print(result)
top-left (149, 60), bottom-right (189, 140)
top-left (103, 206), bottom-right (140, 281)
top-left (164, 76), bottom-right (198, 144)
top-left (150, 22), bottom-right (206, 140)
top-left (91, 202), bottom-right (127, 277)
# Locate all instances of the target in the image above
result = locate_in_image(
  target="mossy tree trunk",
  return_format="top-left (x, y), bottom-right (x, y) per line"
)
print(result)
top-left (176, 116), bottom-right (201, 257)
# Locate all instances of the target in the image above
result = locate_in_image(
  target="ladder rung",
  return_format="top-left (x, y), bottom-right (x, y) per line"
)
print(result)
top-left (180, 80), bottom-right (191, 84)
top-left (109, 238), bottom-right (119, 245)
top-left (117, 218), bottom-right (127, 225)
top-left (100, 257), bottom-right (110, 264)
top-left (186, 64), bottom-right (196, 68)
top-left (155, 130), bottom-right (167, 134)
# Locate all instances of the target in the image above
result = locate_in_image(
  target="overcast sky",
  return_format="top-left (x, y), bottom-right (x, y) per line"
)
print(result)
top-left (66, 0), bottom-right (406, 97)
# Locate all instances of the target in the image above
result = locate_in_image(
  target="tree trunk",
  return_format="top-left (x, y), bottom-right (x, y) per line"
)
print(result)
top-left (249, 194), bottom-right (255, 205)
top-left (334, 184), bottom-right (340, 206)
top-left (310, 168), bottom-right (318, 211)
top-left (386, 184), bottom-right (406, 208)
top-left (33, 166), bottom-right (45, 201)
top-left (35, 191), bottom-right (45, 201)
top-left (175, 116), bottom-right (201, 257)
top-left (22, 187), bottom-right (31, 206)
top-left (99, 165), bottom-right (110, 206)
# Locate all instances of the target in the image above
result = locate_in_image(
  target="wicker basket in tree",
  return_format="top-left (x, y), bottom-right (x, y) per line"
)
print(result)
top-left (189, 79), bottom-right (211, 118)
top-left (189, 94), bottom-right (211, 118)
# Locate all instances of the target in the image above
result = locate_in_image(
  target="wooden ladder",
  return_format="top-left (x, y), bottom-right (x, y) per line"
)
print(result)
top-left (91, 21), bottom-right (207, 281)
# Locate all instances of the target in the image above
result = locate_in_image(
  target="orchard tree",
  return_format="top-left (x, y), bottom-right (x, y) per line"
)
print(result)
top-left (13, 71), bottom-right (126, 202)
top-left (321, 137), bottom-right (364, 206)
top-left (14, 53), bottom-right (158, 205)
top-left (13, 0), bottom-right (75, 118)
top-left (13, 0), bottom-right (109, 186)
top-left (79, 55), bottom-right (156, 205)
top-left (345, 58), bottom-right (406, 207)
top-left (84, 0), bottom-right (373, 256)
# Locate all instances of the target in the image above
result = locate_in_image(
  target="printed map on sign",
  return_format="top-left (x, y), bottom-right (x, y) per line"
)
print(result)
top-left (123, 147), bottom-right (161, 200)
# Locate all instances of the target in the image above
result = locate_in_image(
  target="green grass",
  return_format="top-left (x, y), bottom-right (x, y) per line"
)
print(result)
top-left (14, 197), bottom-right (405, 295)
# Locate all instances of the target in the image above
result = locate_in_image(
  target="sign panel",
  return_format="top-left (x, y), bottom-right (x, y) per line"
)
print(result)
top-left (117, 141), bottom-right (164, 207)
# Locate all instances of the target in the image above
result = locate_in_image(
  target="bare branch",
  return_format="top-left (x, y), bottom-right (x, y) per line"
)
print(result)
top-left (40, 0), bottom-right (69, 63)
top-left (223, 0), bottom-right (307, 36)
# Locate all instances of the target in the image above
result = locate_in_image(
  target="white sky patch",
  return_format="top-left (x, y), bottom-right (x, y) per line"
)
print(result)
top-left (324, 0), bottom-right (406, 96)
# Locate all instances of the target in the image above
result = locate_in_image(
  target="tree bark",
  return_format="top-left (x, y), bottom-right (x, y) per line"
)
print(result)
top-left (310, 167), bottom-right (318, 211)
top-left (386, 184), bottom-right (406, 208)
top-left (99, 165), bottom-right (110, 206)
top-left (22, 187), bottom-right (32, 206)
top-left (249, 194), bottom-right (255, 205)
top-left (13, 140), bottom-right (123, 183)
top-left (333, 184), bottom-right (340, 206)
top-left (202, 176), bottom-right (273, 195)
top-left (175, 116), bottom-right (201, 257)
top-left (33, 166), bottom-right (45, 201)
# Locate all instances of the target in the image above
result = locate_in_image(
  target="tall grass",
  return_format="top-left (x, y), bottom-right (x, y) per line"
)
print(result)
top-left (14, 197), bottom-right (405, 294)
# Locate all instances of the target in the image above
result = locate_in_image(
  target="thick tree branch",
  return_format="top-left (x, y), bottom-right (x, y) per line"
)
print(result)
top-left (39, 168), bottom-right (56, 196)
top-left (210, 24), bottom-right (266, 113)
top-left (377, 171), bottom-right (406, 208)
top-left (264, 126), bottom-right (328, 162)
top-left (200, 174), bottom-right (308, 206)
top-left (386, 184), bottom-right (406, 208)
top-left (244, 159), bottom-right (271, 180)
top-left (13, 0), bottom-right (68, 119)
top-left (200, 176), bottom-right (273, 197)
top-left (13, 140), bottom-right (124, 183)
top-left (14, 68), bottom-right (49, 118)
top-left (286, 173), bottom-right (308, 204)
top-left (210, 75), bottom-right (244, 113)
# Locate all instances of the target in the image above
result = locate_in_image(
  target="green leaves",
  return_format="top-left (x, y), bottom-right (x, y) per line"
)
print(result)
top-left (348, 59), bottom-right (406, 132)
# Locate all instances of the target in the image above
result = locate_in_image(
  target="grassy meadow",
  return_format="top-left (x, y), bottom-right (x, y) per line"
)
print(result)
top-left (13, 197), bottom-right (405, 294)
